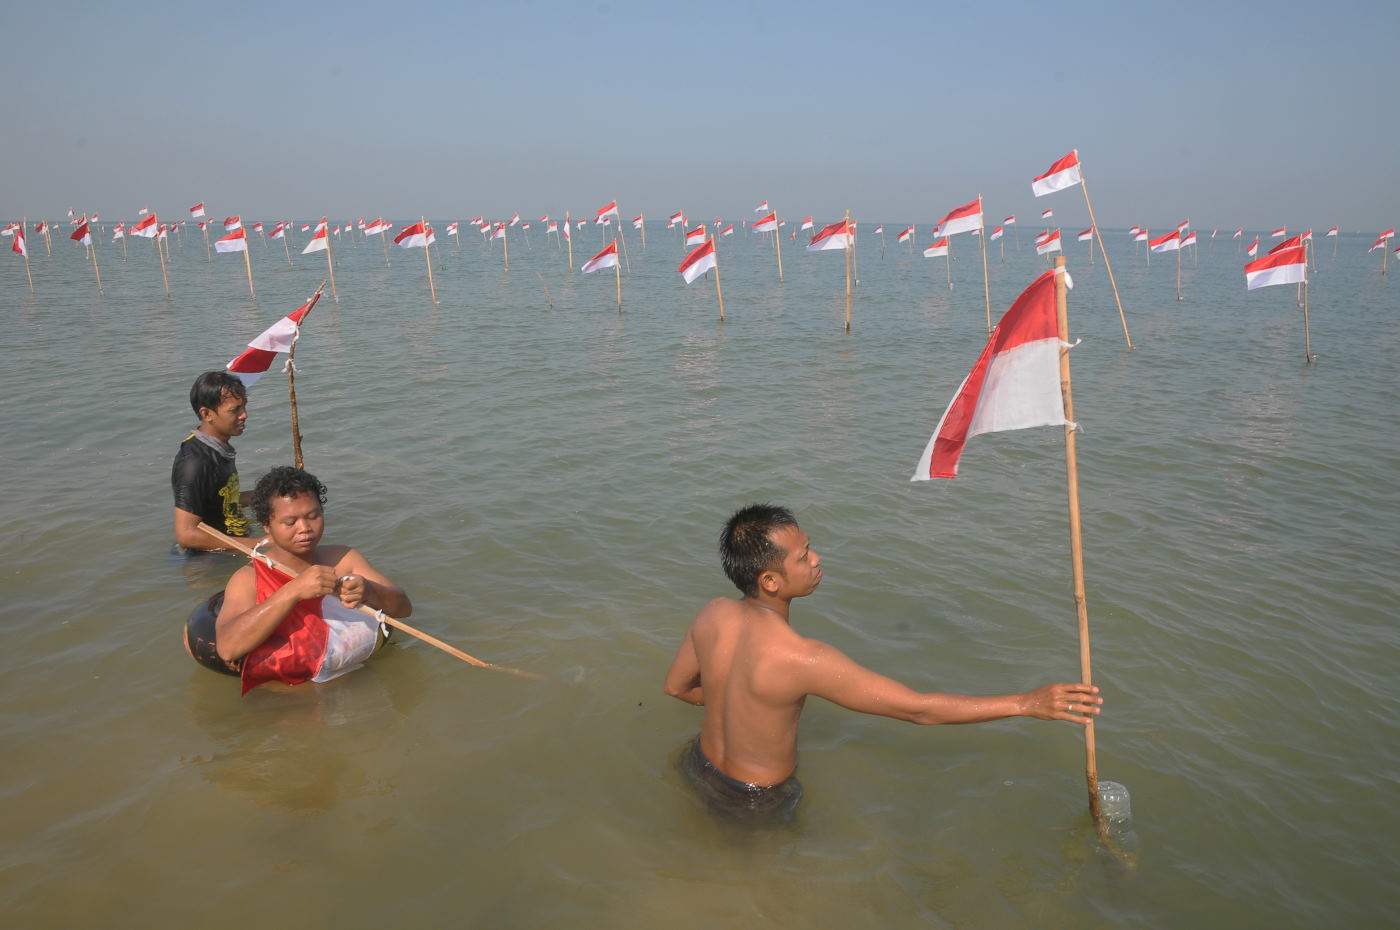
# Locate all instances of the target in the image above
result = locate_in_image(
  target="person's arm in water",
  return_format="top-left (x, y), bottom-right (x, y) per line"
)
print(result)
top-left (791, 638), bottom-right (1101, 725)
top-left (663, 628), bottom-right (704, 705)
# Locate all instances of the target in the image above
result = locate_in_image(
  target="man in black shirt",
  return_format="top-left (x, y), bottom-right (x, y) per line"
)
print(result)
top-left (172, 371), bottom-right (254, 551)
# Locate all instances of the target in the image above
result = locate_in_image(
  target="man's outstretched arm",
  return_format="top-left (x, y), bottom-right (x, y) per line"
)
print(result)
top-left (663, 631), bottom-right (704, 705)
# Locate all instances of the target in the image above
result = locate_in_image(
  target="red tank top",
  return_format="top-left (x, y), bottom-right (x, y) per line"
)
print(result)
top-left (239, 560), bottom-right (330, 695)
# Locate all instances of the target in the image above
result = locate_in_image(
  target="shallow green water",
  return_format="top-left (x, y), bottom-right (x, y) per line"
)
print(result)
top-left (2, 224), bottom-right (1396, 928)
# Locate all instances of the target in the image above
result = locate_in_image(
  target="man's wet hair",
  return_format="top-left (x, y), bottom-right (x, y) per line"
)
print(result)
top-left (720, 503), bottom-right (798, 598)
top-left (252, 466), bottom-right (328, 525)
top-left (189, 370), bottom-right (247, 417)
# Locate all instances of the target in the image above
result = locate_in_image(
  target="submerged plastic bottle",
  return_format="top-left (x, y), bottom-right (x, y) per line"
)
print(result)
top-left (1097, 780), bottom-right (1133, 826)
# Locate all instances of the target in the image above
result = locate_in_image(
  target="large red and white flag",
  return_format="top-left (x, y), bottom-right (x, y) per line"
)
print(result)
top-left (913, 268), bottom-right (1071, 479)
top-left (189, 202), bottom-right (206, 218)
top-left (131, 214), bottom-right (159, 238)
top-left (1030, 150), bottom-right (1082, 197)
top-left (302, 222), bottom-right (330, 253)
top-left (751, 211), bottom-right (778, 233)
top-left (685, 225), bottom-right (707, 246)
top-left (1036, 229), bottom-right (1063, 255)
top-left (11, 224), bottom-right (25, 257)
top-left (70, 222), bottom-right (92, 246)
top-left (807, 219), bottom-right (853, 251)
top-left (223, 216), bottom-right (242, 231)
top-left (938, 199), bottom-right (984, 236)
top-left (595, 201), bottom-right (619, 223)
top-left (1247, 236), bottom-right (1259, 258)
top-left (225, 288), bottom-right (324, 386)
top-left (923, 237), bottom-right (950, 258)
top-left (896, 225), bottom-right (914, 243)
top-left (394, 221), bottom-right (432, 248)
top-left (1148, 230), bottom-right (1181, 253)
top-left (581, 240), bottom-right (619, 274)
top-left (678, 238), bottom-right (717, 283)
top-left (1244, 244), bottom-right (1306, 290)
top-left (1077, 228), bottom-right (1094, 243)
top-left (215, 228), bottom-right (248, 253)
top-left (1269, 233), bottom-right (1304, 254)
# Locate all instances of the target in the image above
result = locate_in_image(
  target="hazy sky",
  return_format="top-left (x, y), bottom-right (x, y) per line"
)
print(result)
top-left (3, 0), bottom-right (1395, 231)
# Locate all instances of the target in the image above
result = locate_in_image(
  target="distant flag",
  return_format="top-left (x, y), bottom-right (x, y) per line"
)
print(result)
top-left (112, 224), bottom-right (125, 241)
top-left (1367, 237), bottom-right (1385, 253)
top-left (547, 220), bottom-right (559, 234)
top-left (1177, 219), bottom-right (1190, 233)
top-left (755, 200), bottom-right (769, 213)
top-left (302, 224), bottom-right (330, 253)
top-left (1270, 227), bottom-right (1287, 238)
top-left (632, 215), bottom-right (644, 230)
top-left (800, 216), bottom-right (814, 231)
top-left (678, 237), bottom-right (717, 283)
top-left (1181, 231), bottom-right (1197, 248)
top-left (595, 201), bottom-right (619, 223)
top-left (363, 218), bottom-right (390, 236)
top-left (1381, 228), bottom-right (1397, 240)
top-left (11, 224), bottom-right (26, 257)
top-left (751, 212), bottom-right (778, 233)
top-left (71, 222), bottom-right (93, 246)
top-left (1148, 231), bottom-right (1181, 253)
top-left (1036, 229), bottom-right (1063, 255)
top-left (225, 288), bottom-right (324, 387)
top-left (313, 218), bottom-right (328, 234)
top-left (269, 223), bottom-right (286, 240)
top-left (938, 199), bottom-right (984, 236)
top-left (1003, 215), bottom-right (1017, 226)
top-left (510, 212), bottom-right (521, 226)
top-left (1244, 244), bottom-right (1306, 289)
top-left (581, 239), bottom-right (619, 274)
top-left (912, 268), bottom-right (1071, 479)
top-left (1247, 236), bottom-right (1260, 257)
top-left (807, 218), bottom-right (853, 251)
top-left (989, 225), bottom-right (1005, 241)
top-left (923, 237), bottom-right (950, 258)
top-left (668, 211), bottom-right (685, 228)
top-left (873, 225), bottom-right (884, 235)
top-left (223, 216), bottom-right (242, 231)
top-left (1133, 228), bottom-right (1149, 243)
top-left (1128, 225), bottom-right (1141, 237)
top-left (1232, 228), bottom-right (1243, 239)
top-left (1041, 208), bottom-right (1054, 220)
top-left (896, 225), bottom-right (915, 243)
top-left (137, 206), bottom-right (149, 215)
top-left (1030, 150), bottom-right (1083, 197)
top-left (131, 214), bottom-right (159, 238)
top-left (394, 221), bottom-right (433, 248)
top-left (215, 228), bottom-right (248, 253)
top-left (685, 225), bottom-right (707, 246)
top-left (1326, 226), bottom-right (1339, 237)
top-left (299, 224), bottom-right (311, 232)
top-left (252, 221), bottom-right (264, 234)
top-left (446, 221), bottom-right (459, 236)
top-left (189, 202), bottom-right (206, 218)
top-left (1077, 228), bottom-right (1094, 243)
top-left (491, 222), bottom-right (506, 240)
top-left (720, 224), bottom-right (734, 236)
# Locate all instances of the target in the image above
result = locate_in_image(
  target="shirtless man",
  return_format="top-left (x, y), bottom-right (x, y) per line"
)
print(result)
top-left (664, 503), bottom-right (1101, 819)
top-left (184, 466), bottom-right (411, 693)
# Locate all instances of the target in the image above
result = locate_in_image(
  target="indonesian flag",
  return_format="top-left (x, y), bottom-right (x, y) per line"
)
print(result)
top-left (198, 221), bottom-right (209, 231)
top-left (1128, 225), bottom-right (1141, 236)
top-left (71, 222), bottom-right (92, 246)
top-left (223, 216), bottom-right (242, 231)
top-left (1269, 233), bottom-right (1304, 254)
top-left (269, 223), bottom-right (286, 240)
top-left (159, 224), bottom-right (169, 239)
top-left (547, 220), bottom-right (559, 233)
top-left (913, 268), bottom-right (1071, 480)
top-left (720, 224), bottom-right (734, 236)
top-left (252, 222), bottom-right (265, 234)
top-left (394, 221), bottom-right (432, 248)
top-left (595, 201), bottom-right (619, 223)
top-left (1326, 226), bottom-right (1339, 237)
top-left (1148, 230), bottom-right (1180, 253)
top-left (313, 218), bottom-right (328, 234)
top-left (189, 202), bottom-right (206, 218)
top-left (491, 223), bottom-right (506, 240)
top-left (34, 221), bottom-right (46, 234)
top-left (215, 228), bottom-right (248, 253)
top-left (751, 212), bottom-right (778, 233)
top-left (1133, 228), bottom-right (1149, 243)
top-left (299, 224), bottom-right (310, 232)
top-left (3, 222), bottom-right (15, 236)
top-left (1030, 150), bottom-right (1083, 197)
top-left (1245, 244), bottom-right (1306, 290)
top-left (1382, 228), bottom-right (1397, 240)
top-left (11, 225), bottom-right (25, 257)
top-left (225, 288), bottom-right (324, 386)
top-left (1003, 214), bottom-right (1017, 226)
top-left (896, 225), bottom-right (914, 243)
top-left (364, 218), bottom-right (390, 236)
top-left (1036, 229), bottom-right (1063, 254)
top-left (668, 211), bottom-right (685, 227)
top-left (1369, 237), bottom-right (1385, 253)
top-left (1181, 231), bottom-right (1198, 248)
top-left (1247, 236), bottom-right (1260, 257)
top-left (685, 225), bottom-right (707, 246)
top-left (873, 225), bottom-right (884, 235)
top-left (938, 199), bottom-right (984, 236)
top-left (446, 222), bottom-right (459, 236)
top-left (807, 219), bottom-right (853, 252)
top-left (1232, 228), bottom-right (1243, 239)
top-left (754, 200), bottom-right (769, 213)
top-left (112, 224), bottom-right (125, 240)
top-left (581, 239), bottom-right (619, 274)
top-left (131, 214), bottom-right (159, 238)
top-left (1177, 220), bottom-right (1190, 233)
top-left (137, 206), bottom-right (149, 215)
top-left (1077, 227), bottom-right (1094, 242)
top-left (990, 225), bottom-right (1005, 241)
top-left (632, 215), bottom-right (644, 229)
top-left (563, 214), bottom-right (571, 242)
top-left (1270, 227), bottom-right (1287, 238)
top-left (1040, 208), bottom-right (1054, 220)
top-left (678, 238), bottom-right (717, 283)
top-left (302, 223), bottom-right (330, 253)
top-left (923, 237), bottom-right (949, 258)
top-left (801, 216), bottom-right (814, 231)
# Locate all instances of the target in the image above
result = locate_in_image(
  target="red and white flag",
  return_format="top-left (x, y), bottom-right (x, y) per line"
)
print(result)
top-left (363, 218), bottom-right (390, 236)
top-left (11, 225), bottom-right (26, 257)
top-left (896, 225), bottom-right (914, 243)
top-left (1128, 225), bottom-right (1141, 237)
top-left (547, 220), bottom-right (559, 234)
top-left (1077, 228), bottom-right (1094, 243)
top-left (225, 288), bottom-right (324, 386)
top-left (1269, 233), bottom-right (1304, 254)
top-left (34, 221), bottom-right (47, 235)
top-left (1270, 227), bottom-right (1287, 238)
top-left (720, 224), bottom-right (734, 236)
top-left (1181, 231), bottom-right (1198, 248)
top-left (1177, 219), bottom-right (1190, 233)
top-left (1030, 149), bottom-right (1083, 197)
top-left (595, 201), bottom-right (619, 223)
top-left (800, 216), bottom-right (814, 231)
top-left (269, 223), bottom-right (286, 240)
top-left (446, 222), bottom-right (459, 236)
top-left (1369, 237), bottom-right (1385, 253)
top-left (1148, 230), bottom-right (1181, 253)
top-left (215, 228), bottom-right (248, 253)
top-left (1244, 244), bottom-right (1306, 290)
top-left (668, 211), bottom-right (685, 227)
top-left (1326, 226), bottom-right (1339, 237)
top-left (913, 268), bottom-right (1071, 479)
top-left (131, 214), bottom-right (159, 238)
top-left (872, 225), bottom-right (884, 235)
top-left (70, 222), bottom-right (92, 246)
top-left (754, 200), bottom-right (769, 213)
top-left (678, 238), bottom-right (717, 283)
top-left (223, 216), bottom-right (242, 231)
top-left (632, 215), bottom-right (644, 229)
top-left (302, 222), bottom-right (330, 253)
top-left (394, 222), bottom-right (433, 248)
top-left (252, 221), bottom-right (265, 234)
top-left (807, 219), bottom-right (853, 252)
top-left (581, 240), bottom-right (619, 274)
top-left (923, 237), bottom-right (949, 258)
top-left (1232, 228), bottom-right (1243, 239)
top-left (491, 223), bottom-right (506, 240)
top-left (1246, 236), bottom-right (1260, 257)
top-left (1040, 208), bottom-right (1054, 220)
top-left (938, 199), bottom-right (984, 236)
top-left (1003, 214), bottom-right (1016, 226)
top-left (137, 206), bottom-right (149, 215)
top-left (111, 223), bottom-right (125, 241)
top-left (685, 225), bottom-right (707, 246)
top-left (1381, 228), bottom-right (1397, 240)
top-left (189, 202), bottom-right (206, 218)
top-left (1036, 229), bottom-right (1063, 255)
top-left (751, 212), bottom-right (778, 233)
top-left (1133, 228), bottom-right (1149, 243)
top-left (990, 225), bottom-right (1005, 241)
top-left (563, 214), bottom-right (571, 242)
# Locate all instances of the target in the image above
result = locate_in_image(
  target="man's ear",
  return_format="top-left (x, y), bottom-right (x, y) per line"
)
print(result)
top-left (758, 569), bottom-right (781, 594)
top-left (197, 406), bottom-right (214, 423)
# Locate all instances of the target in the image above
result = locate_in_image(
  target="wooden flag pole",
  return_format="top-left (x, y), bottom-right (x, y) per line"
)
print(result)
top-left (614, 243), bottom-right (623, 312)
top-left (42, 224), bottom-right (52, 259)
top-left (202, 224), bottom-right (211, 262)
top-left (1302, 242), bottom-right (1315, 363)
top-left (639, 218), bottom-right (646, 249)
top-left (1078, 179), bottom-right (1133, 349)
top-left (502, 225), bottom-right (510, 270)
top-left (711, 235), bottom-right (726, 322)
top-left (324, 227), bottom-right (338, 302)
top-left (421, 217), bottom-right (438, 304)
top-left (979, 195), bottom-right (992, 334)
top-left (774, 213), bottom-right (785, 282)
top-left (852, 219), bottom-right (859, 287)
top-left (156, 226), bottom-right (171, 297)
top-left (91, 233), bottom-right (104, 296)
top-left (19, 220), bottom-right (35, 294)
top-left (1333, 230), bottom-right (1339, 261)
top-left (843, 209), bottom-right (853, 332)
top-left (565, 214), bottom-right (574, 273)
top-left (241, 234), bottom-right (256, 299)
top-left (1053, 255), bottom-right (1101, 823)
top-left (288, 282), bottom-right (326, 468)
top-left (195, 522), bottom-right (543, 680)
top-left (945, 249), bottom-right (952, 291)
top-left (614, 202), bottom-right (632, 275)
top-left (1175, 244), bottom-right (1182, 302)
top-left (282, 232), bottom-right (292, 267)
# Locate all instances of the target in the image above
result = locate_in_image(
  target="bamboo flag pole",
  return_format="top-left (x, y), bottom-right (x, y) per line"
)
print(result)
top-left (422, 217), bottom-right (438, 304)
top-left (711, 235), bottom-right (726, 322)
top-left (287, 282), bottom-right (326, 469)
top-left (852, 219), bottom-right (859, 287)
top-left (1053, 255), bottom-right (1100, 823)
top-left (945, 248), bottom-right (952, 291)
top-left (42, 223), bottom-right (52, 258)
top-left (1302, 242), bottom-right (1315, 363)
top-left (119, 230), bottom-right (128, 261)
top-left (1175, 243), bottom-right (1182, 302)
top-left (323, 224), bottom-right (338, 302)
top-left (614, 241), bottom-right (623, 312)
top-left (202, 223), bottom-right (211, 262)
top-left (241, 232), bottom-right (256, 299)
top-left (775, 213), bottom-right (785, 282)
top-left (91, 232), bottom-right (104, 296)
top-left (19, 220), bottom-right (34, 294)
top-left (614, 202), bottom-right (631, 275)
top-left (639, 217), bottom-right (646, 249)
top-left (843, 209), bottom-right (853, 332)
top-left (502, 224), bottom-right (510, 270)
top-left (978, 195), bottom-right (992, 335)
top-left (156, 222), bottom-right (171, 297)
top-left (1077, 174), bottom-right (1133, 349)
top-left (195, 522), bottom-right (543, 680)
top-left (565, 213), bottom-right (574, 273)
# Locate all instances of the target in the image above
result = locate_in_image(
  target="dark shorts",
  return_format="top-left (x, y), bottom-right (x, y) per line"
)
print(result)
top-left (184, 591), bottom-right (243, 677)
top-left (679, 738), bottom-right (803, 823)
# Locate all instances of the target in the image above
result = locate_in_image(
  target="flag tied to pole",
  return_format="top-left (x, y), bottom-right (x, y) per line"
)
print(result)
top-left (11, 225), bottom-right (26, 257)
top-left (1077, 228), bottom-right (1094, 243)
top-left (1148, 231), bottom-right (1180, 253)
top-left (678, 238), bottom-right (717, 283)
top-left (922, 237), bottom-right (949, 258)
top-left (133, 216), bottom-right (160, 238)
top-left (189, 202), bottom-right (206, 218)
top-left (1244, 245), bottom-right (1306, 290)
top-left (720, 224), bottom-right (734, 236)
top-left (1031, 150), bottom-right (1083, 197)
top-left (685, 225), bottom-right (707, 246)
top-left (581, 240), bottom-right (619, 274)
top-left (215, 228), bottom-right (248, 253)
top-left (751, 212), bottom-right (778, 233)
top-left (896, 225), bottom-right (914, 243)
top-left (913, 268), bottom-right (1072, 479)
top-left (302, 221), bottom-right (330, 253)
top-left (71, 223), bottom-right (92, 246)
top-left (1036, 229), bottom-right (1063, 255)
top-left (224, 216), bottom-right (242, 231)
top-left (1247, 236), bottom-right (1260, 257)
top-left (807, 219), bottom-right (853, 251)
top-left (394, 222), bottom-right (433, 248)
top-left (225, 288), bottom-right (324, 386)
top-left (938, 199), bottom-right (984, 236)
